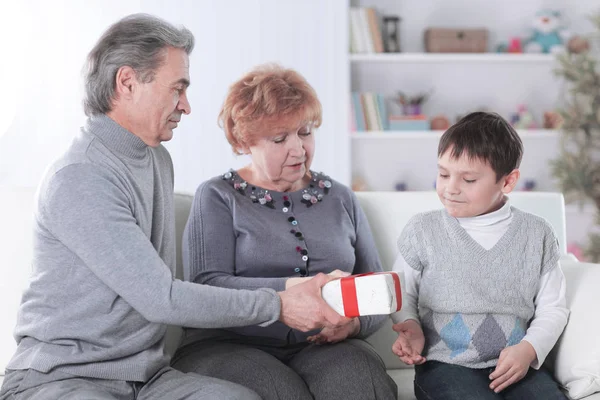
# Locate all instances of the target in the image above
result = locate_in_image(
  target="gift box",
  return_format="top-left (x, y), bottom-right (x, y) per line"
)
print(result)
top-left (321, 272), bottom-right (402, 317)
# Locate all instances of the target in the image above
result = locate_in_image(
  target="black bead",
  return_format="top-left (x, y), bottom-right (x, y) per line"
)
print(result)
top-left (301, 249), bottom-right (308, 255)
top-left (295, 232), bottom-right (302, 237)
top-left (288, 216), bottom-right (295, 222)
top-left (284, 201), bottom-right (291, 207)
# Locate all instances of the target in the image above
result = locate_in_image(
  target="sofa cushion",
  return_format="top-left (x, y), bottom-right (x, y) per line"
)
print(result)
top-left (548, 261), bottom-right (600, 399)
top-left (387, 368), bottom-right (416, 400)
top-left (354, 191), bottom-right (568, 272)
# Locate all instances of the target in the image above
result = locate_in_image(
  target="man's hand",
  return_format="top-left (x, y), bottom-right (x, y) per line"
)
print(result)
top-left (279, 273), bottom-right (351, 332)
top-left (392, 319), bottom-right (426, 365)
top-left (489, 341), bottom-right (537, 393)
top-left (307, 318), bottom-right (360, 344)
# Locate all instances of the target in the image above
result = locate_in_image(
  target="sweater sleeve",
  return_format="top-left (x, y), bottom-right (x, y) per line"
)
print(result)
top-left (349, 191), bottom-right (387, 338)
top-left (41, 165), bottom-right (280, 328)
top-left (183, 181), bottom-right (288, 291)
top-left (522, 261), bottom-right (569, 369)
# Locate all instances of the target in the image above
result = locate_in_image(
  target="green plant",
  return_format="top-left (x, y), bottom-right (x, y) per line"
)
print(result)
top-left (551, 13), bottom-right (600, 262)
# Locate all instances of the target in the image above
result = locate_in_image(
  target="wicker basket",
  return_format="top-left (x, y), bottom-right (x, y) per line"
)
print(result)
top-left (424, 28), bottom-right (488, 53)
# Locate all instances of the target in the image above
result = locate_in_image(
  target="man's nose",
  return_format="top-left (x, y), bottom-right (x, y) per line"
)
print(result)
top-left (178, 92), bottom-right (191, 115)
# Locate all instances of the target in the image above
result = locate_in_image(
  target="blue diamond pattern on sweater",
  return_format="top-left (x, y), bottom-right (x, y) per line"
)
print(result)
top-left (421, 310), bottom-right (441, 349)
top-left (473, 314), bottom-right (507, 362)
top-left (440, 313), bottom-right (471, 359)
top-left (507, 318), bottom-right (526, 346)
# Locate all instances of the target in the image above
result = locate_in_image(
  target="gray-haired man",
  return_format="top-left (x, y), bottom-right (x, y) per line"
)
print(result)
top-left (0, 13), bottom-right (346, 400)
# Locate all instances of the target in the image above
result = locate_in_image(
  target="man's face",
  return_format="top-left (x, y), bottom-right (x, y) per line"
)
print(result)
top-left (131, 47), bottom-right (191, 147)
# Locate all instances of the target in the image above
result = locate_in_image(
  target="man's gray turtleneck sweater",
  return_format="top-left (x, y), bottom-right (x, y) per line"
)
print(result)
top-left (6, 115), bottom-right (281, 381)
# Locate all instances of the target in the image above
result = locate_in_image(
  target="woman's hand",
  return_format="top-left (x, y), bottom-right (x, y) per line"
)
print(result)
top-left (307, 317), bottom-right (360, 344)
top-left (392, 319), bottom-right (426, 365)
top-left (328, 269), bottom-right (351, 279)
top-left (489, 341), bottom-right (537, 393)
top-left (285, 269), bottom-right (350, 289)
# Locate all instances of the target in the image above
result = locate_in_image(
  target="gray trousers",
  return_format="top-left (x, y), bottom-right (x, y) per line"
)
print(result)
top-left (0, 366), bottom-right (260, 400)
top-left (172, 332), bottom-right (398, 400)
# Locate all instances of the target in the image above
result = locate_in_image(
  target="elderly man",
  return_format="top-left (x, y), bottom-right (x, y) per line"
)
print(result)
top-left (0, 13), bottom-right (346, 400)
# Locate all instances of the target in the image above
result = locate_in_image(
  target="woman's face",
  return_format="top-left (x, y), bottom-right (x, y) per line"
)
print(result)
top-left (244, 117), bottom-right (315, 191)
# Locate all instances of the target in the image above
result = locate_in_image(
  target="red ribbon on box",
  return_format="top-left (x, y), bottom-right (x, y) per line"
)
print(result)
top-left (340, 272), bottom-right (402, 317)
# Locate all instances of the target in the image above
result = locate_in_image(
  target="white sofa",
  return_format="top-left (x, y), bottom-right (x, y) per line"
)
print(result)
top-left (2, 187), bottom-right (599, 399)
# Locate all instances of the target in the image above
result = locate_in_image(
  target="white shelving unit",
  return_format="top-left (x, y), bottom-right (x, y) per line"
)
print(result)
top-left (348, 0), bottom-right (599, 253)
top-left (351, 129), bottom-right (558, 139)
top-left (350, 53), bottom-right (556, 63)
top-left (346, 0), bottom-right (596, 192)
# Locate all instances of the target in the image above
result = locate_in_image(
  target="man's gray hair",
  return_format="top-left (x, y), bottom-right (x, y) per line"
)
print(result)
top-left (83, 13), bottom-right (194, 116)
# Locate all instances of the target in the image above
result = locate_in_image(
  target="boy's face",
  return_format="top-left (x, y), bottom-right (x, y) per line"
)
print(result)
top-left (436, 148), bottom-right (520, 218)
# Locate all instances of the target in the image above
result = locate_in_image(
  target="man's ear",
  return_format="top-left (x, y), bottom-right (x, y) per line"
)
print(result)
top-left (501, 169), bottom-right (521, 194)
top-left (114, 66), bottom-right (137, 99)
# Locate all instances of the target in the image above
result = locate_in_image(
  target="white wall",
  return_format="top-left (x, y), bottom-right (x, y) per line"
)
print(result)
top-left (0, 0), bottom-right (350, 193)
top-left (0, 0), bottom-right (142, 187)
top-left (144, 0), bottom-right (350, 193)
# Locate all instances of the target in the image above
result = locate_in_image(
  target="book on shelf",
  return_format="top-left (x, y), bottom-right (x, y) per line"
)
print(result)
top-left (349, 7), bottom-right (384, 54)
top-left (351, 92), bottom-right (388, 132)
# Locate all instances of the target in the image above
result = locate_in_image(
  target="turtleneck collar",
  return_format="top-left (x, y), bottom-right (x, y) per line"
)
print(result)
top-left (456, 196), bottom-right (512, 228)
top-left (85, 114), bottom-right (149, 160)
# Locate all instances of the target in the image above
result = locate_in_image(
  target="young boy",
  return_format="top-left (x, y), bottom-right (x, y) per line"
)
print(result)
top-left (391, 112), bottom-right (569, 399)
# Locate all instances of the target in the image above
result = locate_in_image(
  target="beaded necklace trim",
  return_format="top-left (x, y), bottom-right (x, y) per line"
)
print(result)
top-left (222, 169), bottom-right (332, 209)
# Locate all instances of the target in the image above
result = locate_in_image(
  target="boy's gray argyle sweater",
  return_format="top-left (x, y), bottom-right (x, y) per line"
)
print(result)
top-left (398, 207), bottom-right (560, 368)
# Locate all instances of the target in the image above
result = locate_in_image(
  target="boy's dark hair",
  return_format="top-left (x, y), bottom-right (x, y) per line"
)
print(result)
top-left (438, 111), bottom-right (523, 182)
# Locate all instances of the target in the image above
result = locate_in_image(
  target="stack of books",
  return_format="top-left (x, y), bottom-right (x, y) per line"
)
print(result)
top-left (351, 92), bottom-right (388, 132)
top-left (349, 7), bottom-right (384, 54)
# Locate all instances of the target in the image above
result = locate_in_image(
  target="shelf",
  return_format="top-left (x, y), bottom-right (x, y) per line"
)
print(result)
top-left (349, 53), bottom-right (556, 63)
top-left (350, 129), bottom-right (559, 139)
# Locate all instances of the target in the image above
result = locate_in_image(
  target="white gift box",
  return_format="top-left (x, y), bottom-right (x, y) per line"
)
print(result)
top-left (321, 272), bottom-right (402, 317)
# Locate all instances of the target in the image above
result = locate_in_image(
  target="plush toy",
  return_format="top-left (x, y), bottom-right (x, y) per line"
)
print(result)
top-left (543, 111), bottom-right (564, 129)
top-left (524, 9), bottom-right (569, 54)
top-left (511, 105), bottom-right (538, 129)
top-left (567, 35), bottom-right (590, 54)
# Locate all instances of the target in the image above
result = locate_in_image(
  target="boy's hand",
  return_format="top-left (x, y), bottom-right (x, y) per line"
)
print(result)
top-left (392, 319), bottom-right (426, 365)
top-left (489, 341), bottom-right (537, 393)
top-left (307, 317), bottom-right (360, 344)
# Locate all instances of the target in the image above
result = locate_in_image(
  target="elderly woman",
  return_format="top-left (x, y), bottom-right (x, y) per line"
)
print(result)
top-left (171, 64), bottom-right (398, 399)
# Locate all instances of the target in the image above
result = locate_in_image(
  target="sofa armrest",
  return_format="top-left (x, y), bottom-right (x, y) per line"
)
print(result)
top-left (546, 260), bottom-right (600, 399)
